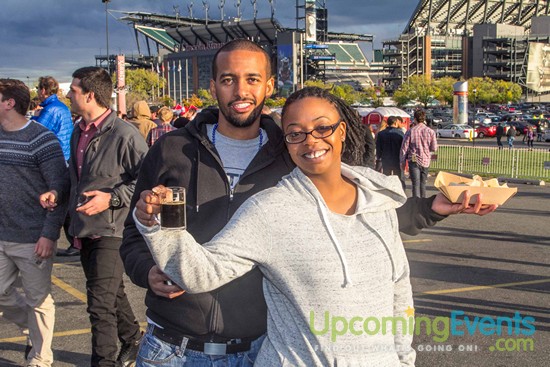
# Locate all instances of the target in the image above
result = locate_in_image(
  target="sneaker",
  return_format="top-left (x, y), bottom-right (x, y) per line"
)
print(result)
top-left (56, 245), bottom-right (80, 257)
top-left (116, 334), bottom-right (142, 367)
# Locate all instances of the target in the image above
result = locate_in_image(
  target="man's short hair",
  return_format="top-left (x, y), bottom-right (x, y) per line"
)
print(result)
top-left (0, 79), bottom-right (30, 116)
top-left (414, 109), bottom-right (426, 123)
top-left (37, 76), bottom-right (59, 97)
top-left (211, 39), bottom-right (272, 80)
top-left (72, 67), bottom-right (113, 109)
top-left (387, 116), bottom-right (398, 126)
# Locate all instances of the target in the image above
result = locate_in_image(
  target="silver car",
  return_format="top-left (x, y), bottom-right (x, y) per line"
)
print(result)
top-left (437, 124), bottom-right (478, 139)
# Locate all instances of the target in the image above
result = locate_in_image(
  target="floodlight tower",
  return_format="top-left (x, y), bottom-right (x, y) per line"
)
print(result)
top-left (102, 0), bottom-right (111, 74)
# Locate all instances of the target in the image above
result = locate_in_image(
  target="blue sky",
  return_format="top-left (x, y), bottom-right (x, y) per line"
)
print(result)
top-left (1, 0), bottom-right (416, 83)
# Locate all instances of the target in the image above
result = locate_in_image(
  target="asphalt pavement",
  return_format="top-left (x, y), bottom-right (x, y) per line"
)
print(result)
top-left (1, 176), bottom-right (549, 367)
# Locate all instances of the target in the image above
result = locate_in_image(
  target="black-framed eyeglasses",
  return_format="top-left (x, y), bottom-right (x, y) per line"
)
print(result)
top-left (284, 121), bottom-right (342, 144)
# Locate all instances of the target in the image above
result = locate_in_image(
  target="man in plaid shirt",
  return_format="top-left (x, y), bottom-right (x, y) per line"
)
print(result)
top-left (400, 109), bottom-right (438, 198)
top-left (147, 107), bottom-right (175, 147)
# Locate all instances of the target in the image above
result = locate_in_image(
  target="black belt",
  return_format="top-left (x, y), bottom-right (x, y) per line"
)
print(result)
top-left (151, 326), bottom-right (252, 355)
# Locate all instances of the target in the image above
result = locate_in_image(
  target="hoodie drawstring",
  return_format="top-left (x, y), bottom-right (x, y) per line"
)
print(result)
top-left (195, 140), bottom-right (200, 213)
top-left (315, 198), bottom-right (354, 288)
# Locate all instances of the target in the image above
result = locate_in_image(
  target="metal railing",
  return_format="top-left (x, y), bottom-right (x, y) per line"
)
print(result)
top-left (430, 145), bottom-right (550, 180)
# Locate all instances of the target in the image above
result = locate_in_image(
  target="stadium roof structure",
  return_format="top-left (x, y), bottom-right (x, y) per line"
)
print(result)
top-left (405, 0), bottom-right (550, 35)
top-left (120, 11), bottom-right (372, 51)
top-left (165, 18), bottom-right (284, 47)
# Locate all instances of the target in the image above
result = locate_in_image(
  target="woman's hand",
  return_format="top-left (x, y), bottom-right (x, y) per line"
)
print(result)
top-left (432, 191), bottom-right (498, 216)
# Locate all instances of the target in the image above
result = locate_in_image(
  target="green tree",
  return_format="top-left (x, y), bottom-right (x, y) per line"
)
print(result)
top-left (392, 83), bottom-right (413, 107)
top-left (362, 86), bottom-right (387, 107)
top-left (159, 96), bottom-right (174, 107)
top-left (468, 77), bottom-right (495, 104)
top-left (407, 75), bottom-right (437, 107)
top-left (391, 75), bottom-right (436, 107)
top-left (304, 79), bottom-right (331, 89)
top-left (127, 69), bottom-right (165, 100)
top-left (112, 68), bottom-right (166, 103)
top-left (433, 76), bottom-right (458, 105)
top-left (493, 80), bottom-right (522, 103)
top-left (265, 97), bottom-right (286, 107)
top-left (196, 89), bottom-right (217, 107)
top-left (331, 84), bottom-right (359, 105)
top-left (187, 94), bottom-right (204, 108)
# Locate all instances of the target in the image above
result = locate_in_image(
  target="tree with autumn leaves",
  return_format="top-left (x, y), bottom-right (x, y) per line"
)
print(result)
top-left (392, 75), bottom-right (522, 107)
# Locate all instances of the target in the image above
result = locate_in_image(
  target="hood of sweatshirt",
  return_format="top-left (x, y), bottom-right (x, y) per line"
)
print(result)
top-left (283, 163), bottom-right (407, 214)
top-left (132, 101), bottom-right (152, 120)
top-left (279, 164), bottom-right (407, 287)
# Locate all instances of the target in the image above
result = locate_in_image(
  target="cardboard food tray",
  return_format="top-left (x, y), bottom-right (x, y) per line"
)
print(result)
top-left (434, 171), bottom-right (517, 205)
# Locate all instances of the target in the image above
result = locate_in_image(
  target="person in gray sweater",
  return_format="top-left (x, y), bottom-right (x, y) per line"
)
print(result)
top-left (134, 88), bottom-right (420, 366)
top-left (0, 79), bottom-right (69, 367)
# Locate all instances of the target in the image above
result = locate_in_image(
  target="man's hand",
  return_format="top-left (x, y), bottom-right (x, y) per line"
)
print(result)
top-left (39, 190), bottom-right (58, 211)
top-left (148, 265), bottom-right (185, 299)
top-left (76, 190), bottom-right (111, 216)
top-left (135, 185), bottom-right (168, 227)
top-left (431, 191), bottom-right (498, 216)
top-left (35, 237), bottom-right (55, 259)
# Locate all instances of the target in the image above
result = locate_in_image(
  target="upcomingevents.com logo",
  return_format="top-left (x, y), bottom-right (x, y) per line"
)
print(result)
top-left (309, 309), bottom-right (536, 352)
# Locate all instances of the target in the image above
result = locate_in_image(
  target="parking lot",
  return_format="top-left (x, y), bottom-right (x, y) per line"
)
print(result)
top-left (1, 177), bottom-right (549, 367)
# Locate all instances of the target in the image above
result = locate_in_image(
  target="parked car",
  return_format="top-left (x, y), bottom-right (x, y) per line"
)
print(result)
top-left (437, 124), bottom-right (478, 139)
top-left (475, 123), bottom-right (497, 138)
top-left (426, 112), bottom-right (443, 127)
top-left (437, 119), bottom-right (454, 129)
top-left (508, 121), bottom-right (535, 135)
top-left (543, 129), bottom-right (550, 142)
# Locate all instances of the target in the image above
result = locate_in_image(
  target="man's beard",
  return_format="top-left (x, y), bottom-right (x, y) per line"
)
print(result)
top-left (221, 98), bottom-right (265, 129)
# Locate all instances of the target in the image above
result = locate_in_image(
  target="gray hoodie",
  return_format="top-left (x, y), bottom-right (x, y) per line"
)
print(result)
top-left (138, 164), bottom-right (416, 366)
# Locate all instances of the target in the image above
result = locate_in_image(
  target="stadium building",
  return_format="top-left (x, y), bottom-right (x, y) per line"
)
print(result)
top-left (381, 0), bottom-right (550, 101)
top-left (107, 0), bottom-right (374, 102)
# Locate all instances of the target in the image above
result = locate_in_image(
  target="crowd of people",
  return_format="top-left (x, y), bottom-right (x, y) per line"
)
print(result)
top-left (1, 39), bottom-right (498, 367)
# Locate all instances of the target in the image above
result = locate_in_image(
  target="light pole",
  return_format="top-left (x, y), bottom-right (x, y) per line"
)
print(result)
top-left (102, 0), bottom-right (111, 74)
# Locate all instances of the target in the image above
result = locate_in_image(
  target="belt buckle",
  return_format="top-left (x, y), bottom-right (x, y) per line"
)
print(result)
top-left (204, 342), bottom-right (227, 355)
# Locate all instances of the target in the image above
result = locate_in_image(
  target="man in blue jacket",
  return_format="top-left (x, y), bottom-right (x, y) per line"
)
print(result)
top-left (34, 76), bottom-right (78, 257)
top-left (34, 76), bottom-right (73, 162)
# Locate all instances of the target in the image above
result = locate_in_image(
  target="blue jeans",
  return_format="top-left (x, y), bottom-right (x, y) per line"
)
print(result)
top-left (137, 325), bottom-right (264, 367)
top-left (408, 161), bottom-right (429, 198)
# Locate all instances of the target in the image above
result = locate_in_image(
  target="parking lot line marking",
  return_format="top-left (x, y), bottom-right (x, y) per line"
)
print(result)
top-left (53, 261), bottom-right (80, 267)
top-left (0, 323), bottom-right (149, 343)
top-left (403, 239), bottom-right (432, 244)
top-left (51, 275), bottom-right (87, 303)
top-left (418, 278), bottom-right (550, 296)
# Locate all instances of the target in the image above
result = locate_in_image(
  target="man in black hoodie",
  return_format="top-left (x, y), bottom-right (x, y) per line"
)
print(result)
top-left (121, 39), bottom-right (496, 367)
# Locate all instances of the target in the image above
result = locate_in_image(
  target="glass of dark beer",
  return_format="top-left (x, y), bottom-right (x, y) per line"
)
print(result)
top-left (159, 187), bottom-right (186, 230)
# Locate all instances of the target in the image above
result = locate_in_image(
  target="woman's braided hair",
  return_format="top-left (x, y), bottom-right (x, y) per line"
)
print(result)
top-left (281, 86), bottom-right (367, 166)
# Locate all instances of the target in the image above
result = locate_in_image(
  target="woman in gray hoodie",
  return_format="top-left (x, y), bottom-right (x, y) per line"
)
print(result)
top-left (135, 87), bottom-right (416, 366)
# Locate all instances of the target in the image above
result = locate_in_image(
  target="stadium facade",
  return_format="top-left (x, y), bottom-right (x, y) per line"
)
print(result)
top-left (113, 0), bottom-right (374, 102)
top-left (382, 0), bottom-right (550, 100)
top-left (107, 0), bottom-right (550, 101)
